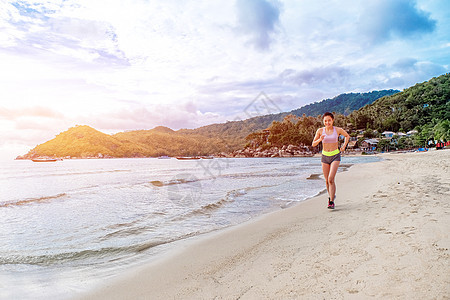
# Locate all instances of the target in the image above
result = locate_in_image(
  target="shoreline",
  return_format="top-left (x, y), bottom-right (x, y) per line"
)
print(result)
top-left (76, 150), bottom-right (449, 299)
top-left (13, 149), bottom-right (380, 161)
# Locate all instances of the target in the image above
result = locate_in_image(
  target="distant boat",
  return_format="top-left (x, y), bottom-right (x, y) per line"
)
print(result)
top-left (31, 158), bottom-right (58, 162)
top-left (157, 156), bottom-right (171, 159)
top-left (200, 156), bottom-right (214, 159)
top-left (176, 157), bottom-right (201, 160)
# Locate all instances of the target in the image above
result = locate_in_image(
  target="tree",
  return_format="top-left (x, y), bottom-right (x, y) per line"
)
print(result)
top-left (433, 119), bottom-right (450, 141)
top-left (363, 128), bottom-right (376, 138)
top-left (377, 139), bottom-right (391, 152)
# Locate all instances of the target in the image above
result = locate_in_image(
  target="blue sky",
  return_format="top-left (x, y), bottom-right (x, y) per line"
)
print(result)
top-left (0, 0), bottom-right (449, 159)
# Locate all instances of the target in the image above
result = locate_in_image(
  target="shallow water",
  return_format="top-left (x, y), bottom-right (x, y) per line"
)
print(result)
top-left (0, 156), bottom-right (379, 299)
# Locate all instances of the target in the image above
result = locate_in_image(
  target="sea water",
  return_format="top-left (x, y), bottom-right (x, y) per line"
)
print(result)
top-left (0, 156), bottom-right (379, 299)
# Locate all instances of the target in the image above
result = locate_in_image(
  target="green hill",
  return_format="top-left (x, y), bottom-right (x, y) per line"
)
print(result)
top-left (21, 125), bottom-right (230, 159)
top-left (245, 73), bottom-right (449, 151)
top-left (22, 125), bottom-right (145, 158)
top-left (289, 90), bottom-right (399, 117)
top-left (349, 74), bottom-right (449, 133)
top-left (179, 90), bottom-right (398, 144)
top-left (113, 128), bottom-right (228, 156)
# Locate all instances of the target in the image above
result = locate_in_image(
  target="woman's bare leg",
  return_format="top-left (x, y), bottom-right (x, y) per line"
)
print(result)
top-left (322, 163), bottom-right (330, 196)
top-left (327, 161), bottom-right (340, 202)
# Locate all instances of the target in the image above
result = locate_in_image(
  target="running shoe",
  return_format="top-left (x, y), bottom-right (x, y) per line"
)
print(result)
top-left (328, 199), bottom-right (335, 209)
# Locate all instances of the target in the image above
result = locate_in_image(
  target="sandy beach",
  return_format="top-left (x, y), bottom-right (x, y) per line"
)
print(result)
top-left (77, 150), bottom-right (449, 299)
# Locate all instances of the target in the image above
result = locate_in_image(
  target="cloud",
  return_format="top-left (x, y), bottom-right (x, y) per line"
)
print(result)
top-left (0, 106), bottom-right (71, 151)
top-left (236, 0), bottom-right (281, 50)
top-left (279, 66), bottom-right (351, 88)
top-left (4, 1), bottom-right (128, 66)
top-left (391, 58), bottom-right (447, 78)
top-left (393, 57), bottom-right (418, 71)
top-left (195, 65), bottom-right (356, 118)
top-left (78, 102), bottom-right (222, 132)
top-left (357, 58), bottom-right (448, 90)
top-left (359, 0), bottom-right (436, 44)
top-left (0, 106), bottom-right (64, 121)
top-left (46, 16), bottom-right (128, 64)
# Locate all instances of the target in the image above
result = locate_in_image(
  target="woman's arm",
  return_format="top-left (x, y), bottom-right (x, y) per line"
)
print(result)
top-left (312, 128), bottom-right (324, 147)
top-left (338, 127), bottom-right (350, 152)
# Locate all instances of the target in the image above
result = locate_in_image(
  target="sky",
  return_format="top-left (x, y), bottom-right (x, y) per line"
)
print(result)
top-left (0, 0), bottom-right (449, 159)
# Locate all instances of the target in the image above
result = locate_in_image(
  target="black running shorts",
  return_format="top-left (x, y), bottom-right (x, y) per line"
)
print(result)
top-left (321, 152), bottom-right (341, 165)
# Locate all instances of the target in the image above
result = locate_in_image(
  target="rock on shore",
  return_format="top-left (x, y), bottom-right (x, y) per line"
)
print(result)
top-left (223, 145), bottom-right (315, 158)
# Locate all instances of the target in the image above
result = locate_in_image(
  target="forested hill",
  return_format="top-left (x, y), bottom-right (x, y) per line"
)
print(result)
top-left (349, 73), bottom-right (449, 133)
top-left (18, 89), bottom-right (401, 158)
top-left (178, 90), bottom-right (399, 141)
top-left (20, 125), bottom-right (229, 158)
top-left (289, 90), bottom-right (399, 117)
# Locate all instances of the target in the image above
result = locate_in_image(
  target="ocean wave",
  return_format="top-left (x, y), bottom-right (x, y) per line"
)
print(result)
top-left (150, 176), bottom-right (201, 187)
top-left (224, 188), bottom-right (248, 201)
top-left (100, 225), bottom-right (155, 240)
top-left (171, 188), bottom-right (250, 221)
top-left (306, 173), bottom-right (322, 180)
top-left (1, 169), bottom-right (131, 181)
top-left (193, 194), bottom-right (235, 213)
top-left (195, 188), bottom-right (251, 212)
top-left (221, 171), bottom-right (301, 180)
top-left (0, 193), bottom-right (68, 208)
top-left (148, 169), bottom-right (304, 188)
top-left (0, 240), bottom-right (171, 266)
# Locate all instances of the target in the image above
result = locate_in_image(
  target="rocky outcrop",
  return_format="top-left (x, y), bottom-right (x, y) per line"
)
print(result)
top-left (224, 145), bottom-right (315, 158)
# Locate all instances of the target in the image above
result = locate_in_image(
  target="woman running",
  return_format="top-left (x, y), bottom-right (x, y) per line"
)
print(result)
top-left (312, 112), bottom-right (350, 209)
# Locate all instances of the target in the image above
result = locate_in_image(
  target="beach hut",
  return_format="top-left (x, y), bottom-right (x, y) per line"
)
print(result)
top-left (347, 140), bottom-right (358, 150)
top-left (382, 131), bottom-right (395, 138)
top-left (407, 130), bottom-right (418, 136)
top-left (361, 139), bottom-right (379, 151)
